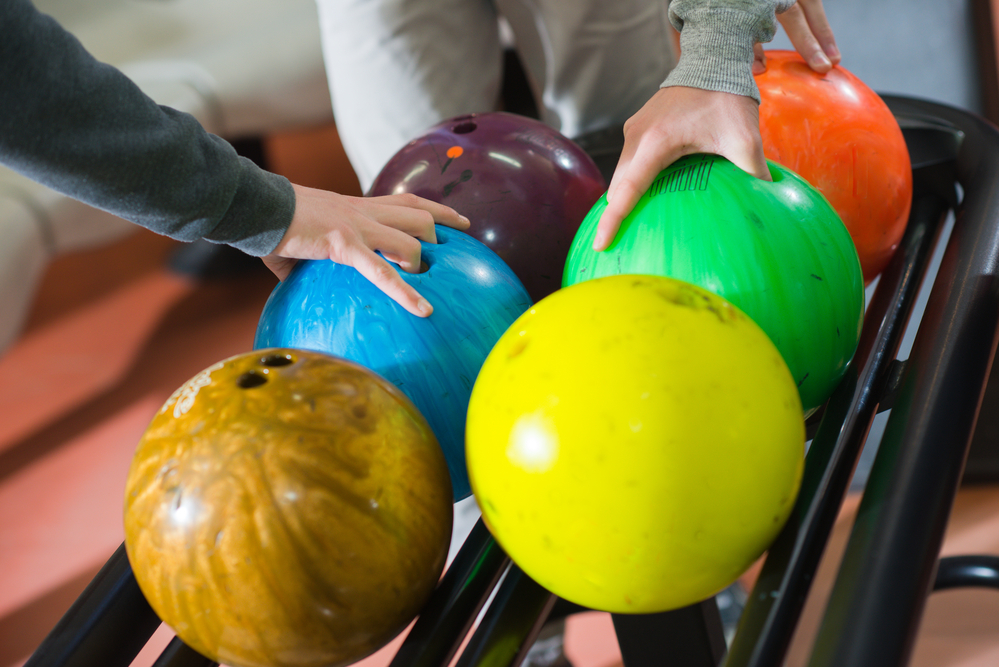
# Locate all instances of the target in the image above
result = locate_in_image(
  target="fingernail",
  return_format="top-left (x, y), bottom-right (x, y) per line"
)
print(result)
top-left (813, 51), bottom-right (832, 69)
top-left (418, 298), bottom-right (433, 316)
top-left (459, 215), bottom-right (470, 226)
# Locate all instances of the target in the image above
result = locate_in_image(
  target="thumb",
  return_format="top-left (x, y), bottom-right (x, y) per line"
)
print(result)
top-left (753, 43), bottom-right (767, 75)
top-left (262, 256), bottom-right (298, 281)
top-left (723, 144), bottom-right (772, 182)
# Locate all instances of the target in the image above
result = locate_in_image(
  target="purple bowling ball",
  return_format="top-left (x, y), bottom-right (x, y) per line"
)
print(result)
top-left (369, 112), bottom-right (607, 302)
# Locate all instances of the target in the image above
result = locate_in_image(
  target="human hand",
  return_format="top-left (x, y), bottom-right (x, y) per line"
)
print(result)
top-left (594, 86), bottom-right (769, 251)
top-left (262, 185), bottom-right (470, 317)
top-left (754, 0), bottom-right (840, 75)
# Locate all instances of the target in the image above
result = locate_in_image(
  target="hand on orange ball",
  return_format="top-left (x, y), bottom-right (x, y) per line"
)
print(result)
top-left (755, 0), bottom-right (840, 75)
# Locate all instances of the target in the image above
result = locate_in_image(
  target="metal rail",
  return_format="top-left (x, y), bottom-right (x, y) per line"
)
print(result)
top-left (806, 95), bottom-right (999, 667)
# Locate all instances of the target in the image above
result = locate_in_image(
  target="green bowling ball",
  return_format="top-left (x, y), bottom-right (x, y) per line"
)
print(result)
top-left (564, 154), bottom-right (864, 414)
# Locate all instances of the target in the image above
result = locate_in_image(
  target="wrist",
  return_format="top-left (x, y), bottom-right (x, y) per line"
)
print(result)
top-left (662, 7), bottom-right (767, 103)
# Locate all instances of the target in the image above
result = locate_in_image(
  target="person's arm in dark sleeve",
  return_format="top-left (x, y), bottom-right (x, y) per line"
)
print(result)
top-left (0, 0), bottom-right (473, 317)
top-left (0, 0), bottom-right (293, 256)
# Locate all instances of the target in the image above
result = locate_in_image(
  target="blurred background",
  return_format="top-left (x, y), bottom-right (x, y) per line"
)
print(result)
top-left (2, 0), bottom-right (999, 665)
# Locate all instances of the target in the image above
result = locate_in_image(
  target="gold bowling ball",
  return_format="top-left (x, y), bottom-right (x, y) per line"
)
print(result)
top-left (124, 349), bottom-right (453, 667)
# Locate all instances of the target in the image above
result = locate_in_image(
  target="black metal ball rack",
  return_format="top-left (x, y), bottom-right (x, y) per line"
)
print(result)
top-left (23, 95), bottom-right (999, 667)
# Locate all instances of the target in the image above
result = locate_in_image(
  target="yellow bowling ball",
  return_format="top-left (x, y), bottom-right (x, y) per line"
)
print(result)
top-left (465, 275), bottom-right (805, 613)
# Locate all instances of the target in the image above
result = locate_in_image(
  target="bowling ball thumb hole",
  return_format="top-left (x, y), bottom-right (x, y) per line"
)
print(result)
top-left (376, 250), bottom-right (431, 275)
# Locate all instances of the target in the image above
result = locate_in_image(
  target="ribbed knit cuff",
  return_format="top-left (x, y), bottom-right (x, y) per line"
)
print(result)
top-left (662, 6), bottom-right (772, 103)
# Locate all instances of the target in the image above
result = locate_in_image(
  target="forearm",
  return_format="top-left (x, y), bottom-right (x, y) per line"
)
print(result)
top-left (663, 0), bottom-right (794, 102)
top-left (0, 0), bottom-right (294, 256)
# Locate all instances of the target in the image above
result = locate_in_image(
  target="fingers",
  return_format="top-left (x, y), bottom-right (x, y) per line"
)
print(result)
top-left (592, 86), bottom-right (771, 250)
top-left (348, 245), bottom-right (434, 317)
top-left (366, 225), bottom-right (425, 274)
top-left (753, 43), bottom-right (767, 75)
top-left (367, 193), bottom-right (471, 234)
top-left (597, 142), bottom-right (678, 251)
top-left (364, 201), bottom-right (440, 244)
top-left (778, 0), bottom-right (840, 72)
top-left (272, 184), bottom-right (443, 316)
top-left (715, 99), bottom-right (771, 182)
top-left (724, 142), bottom-right (772, 182)
top-left (261, 255), bottom-right (298, 281)
top-left (594, 180), bottom-right (637, 251)
top-left (797, 0), bottom-right (840, 65)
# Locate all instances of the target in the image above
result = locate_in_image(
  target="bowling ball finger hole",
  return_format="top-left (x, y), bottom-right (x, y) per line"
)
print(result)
top-left (452, 121), bottom-right (477, 134)
top-left (259, 353), bottom-right (295, 367)
top-left (237, 372), bottom-right (268, 389)
top-left (767, 164), bottom-right (785, 182)
top-left (387, 255), bottom-right (431, 273)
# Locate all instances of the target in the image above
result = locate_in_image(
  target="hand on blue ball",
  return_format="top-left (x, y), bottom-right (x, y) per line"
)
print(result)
top-left (263, 185), bottom-right (470, 317)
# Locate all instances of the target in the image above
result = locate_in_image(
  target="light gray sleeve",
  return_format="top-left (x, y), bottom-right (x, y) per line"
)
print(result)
top-left (662, 0), bottom-right (795, 103)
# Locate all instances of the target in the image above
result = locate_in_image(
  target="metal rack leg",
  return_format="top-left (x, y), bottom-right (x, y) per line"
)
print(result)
top-left (150, 637), bottom-right (216, 667)
top-left (612, 598), bottom-right (726, 667)
top-left (24, 543), bottom-right (160, 667)
top-left (934, 555), bottom-right (999, 590)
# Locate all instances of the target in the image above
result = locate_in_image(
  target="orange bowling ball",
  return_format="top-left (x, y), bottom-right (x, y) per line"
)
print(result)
top-left (756, 50), bottom-right (912, 283)
top-left (124, 349), bottom-right (453, 667)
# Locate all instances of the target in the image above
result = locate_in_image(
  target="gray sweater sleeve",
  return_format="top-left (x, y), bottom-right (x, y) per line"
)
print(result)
top-left (0, 0), bottom-right (295, 257)
top-left (663, 0), bottom-right (796, 103)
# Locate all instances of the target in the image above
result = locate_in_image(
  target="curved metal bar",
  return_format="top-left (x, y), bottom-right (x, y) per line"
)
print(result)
top-left (389, 518), bottom-right (511, 667)
top-left (807, 97), bottom-right (999, 667)
top-left (723, 114), bottom-right (958, 667)
top-left (934, 555), bottom-right (999, 591)
top-left (453, 565), bottom-right (556, 667)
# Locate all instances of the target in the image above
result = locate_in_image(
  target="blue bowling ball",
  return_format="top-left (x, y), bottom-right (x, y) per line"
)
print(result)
top-left (254, 226), bottom-right (532, 500)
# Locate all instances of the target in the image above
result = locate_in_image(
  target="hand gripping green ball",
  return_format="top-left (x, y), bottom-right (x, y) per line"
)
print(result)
top-left (564, 154), bottom-right (865, 415)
